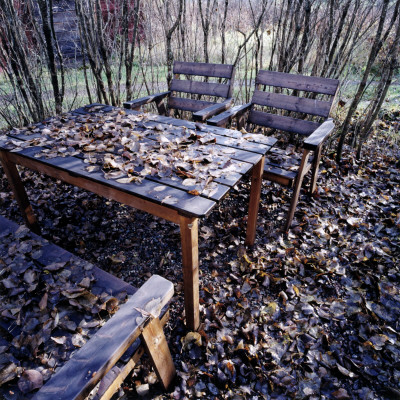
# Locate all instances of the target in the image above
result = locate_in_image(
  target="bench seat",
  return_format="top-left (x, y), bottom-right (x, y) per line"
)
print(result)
top-left (0, 215), bottom-right (175, 399)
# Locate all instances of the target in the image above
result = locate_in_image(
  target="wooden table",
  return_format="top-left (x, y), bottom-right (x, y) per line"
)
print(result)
top-left (0, 104), bottom-right (276, 331)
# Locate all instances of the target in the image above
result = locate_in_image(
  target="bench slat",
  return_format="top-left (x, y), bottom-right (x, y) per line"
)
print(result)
top-left (252, 90), bottom-right (332, 118)
top-left (256, 70), bottom-right (339, 95)
top-left (171, 79), bottom-right (229, 98)
top-left (168, 96), bottom-right (214, 112)
top-left (173, 61), bottom-right (234, 78)
top-left (248, 110), bottom-right (321, 136)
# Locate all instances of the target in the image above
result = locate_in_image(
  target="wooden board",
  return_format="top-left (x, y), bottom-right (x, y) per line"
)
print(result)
top-left (173, 61), bottom-right (234, 79)
top-left (32, 274), bottom-right (174, 400)
top-left (251, 90), bottom-right (332, 118)
top-left (171, 79), bottom-right (229, 98)
top-left (1, 143), bottom-right (217, 219)
top-left (256, 70), bottom-right (339, 96)
top-left (248, 110), bottom-right (321, 136)
top-left (168, 96), bottom-right (214, 113)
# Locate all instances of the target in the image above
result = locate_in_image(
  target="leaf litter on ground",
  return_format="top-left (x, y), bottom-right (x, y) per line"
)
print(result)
top-left (0, 112), bottom-right (399, 398)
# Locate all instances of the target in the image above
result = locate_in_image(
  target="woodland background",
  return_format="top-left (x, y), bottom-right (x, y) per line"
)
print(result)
top-left (0, 0), bottom-right (399, 161)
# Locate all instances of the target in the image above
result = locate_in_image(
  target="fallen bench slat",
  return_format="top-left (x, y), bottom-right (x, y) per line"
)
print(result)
top-left (32, 275), bottom-right (174, 400)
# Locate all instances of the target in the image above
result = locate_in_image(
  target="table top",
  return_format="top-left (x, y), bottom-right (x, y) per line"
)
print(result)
top-left (0, 104), bottom-right (276, 218)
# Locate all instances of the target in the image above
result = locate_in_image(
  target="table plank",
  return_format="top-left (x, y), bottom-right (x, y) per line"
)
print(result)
top-left (1, 141), bottom-right (217, 219)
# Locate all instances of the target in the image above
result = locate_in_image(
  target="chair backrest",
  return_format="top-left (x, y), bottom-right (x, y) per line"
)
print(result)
top-left (248, 70), bottom-right (339, 136)
top-left (168, 61), bottom-right (235, 114)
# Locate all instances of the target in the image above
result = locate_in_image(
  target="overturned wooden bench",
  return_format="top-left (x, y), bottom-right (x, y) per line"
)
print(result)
top-left (0, 215), bottom-right (175, 399)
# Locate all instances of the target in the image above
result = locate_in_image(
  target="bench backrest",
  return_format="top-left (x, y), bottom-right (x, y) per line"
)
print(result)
top-left (168, 61), bottom-right (235, 113)
top-left (248, 70), bottom-right (339, 136)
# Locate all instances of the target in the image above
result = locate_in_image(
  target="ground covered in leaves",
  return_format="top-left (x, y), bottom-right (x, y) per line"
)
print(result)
top-left (1, 122), bottom-right (400, 399)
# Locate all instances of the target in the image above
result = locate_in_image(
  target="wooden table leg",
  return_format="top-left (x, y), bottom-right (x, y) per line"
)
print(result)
top-left (245, 156), bottom-right (265, 246)
top-left (0, 151), bottom-right (40, 234)
top-left (179, 215), bottom-right (200, 331)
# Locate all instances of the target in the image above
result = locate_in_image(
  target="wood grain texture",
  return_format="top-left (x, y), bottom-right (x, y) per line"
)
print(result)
top-left (263, 164), bottom-right (297, 187)
top-left (4, 147), bottom-right (216, 220)
top-left (171, 79), bottom-right (229, 98)
top-left (179, 216), bottom-right (200, 331)
top-left (248, 110), bottom-right (321, 136)
top-left (252, 90), bottom-right (331, 118)
top-left (168, 96), bottom-right (214, 112)
top-left (173, 61), bottom-right (234, 79)
top-left (141, 317), bottom-right (176, 390)
top-left (192, 98), bottom-right (233, 121)
top-left (32, 275), bottom-right (174, 400)
top-left (284, 150), bottom-right (311, 231)
top-left (123, 92), bottom-right (170, 110)
top-left (256, 70), bottom-right (339, 95)
top-left (207, 103), bottom-right (252, 127)
top-left (245, 157), bottom-right (265, 246)
top-left (303, 118), bottom-right (335, 150)
top-left (0, 151), bottom-right (40, 233)
top-left (92, 311), bottom-right (170, 400)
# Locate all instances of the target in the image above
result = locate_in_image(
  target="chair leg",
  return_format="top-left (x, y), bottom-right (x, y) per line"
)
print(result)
top-left (309, 147), bottom-right (322, 194)
top-left (284, 150), bottom-right (311, 232)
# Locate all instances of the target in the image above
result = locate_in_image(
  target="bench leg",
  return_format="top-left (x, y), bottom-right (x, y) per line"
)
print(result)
top-left (0, 151), bottom-right (40, 234)
top-left (245, 156), bottom-right (265, 246)
top-left (179, 215), bottom-right (200, 331)
top-left (309, 147), bottom-right (322, 194)
top-left (284, 150), bottom-right (311, 232)
top-left (141, 318), bottom-right (176, 390)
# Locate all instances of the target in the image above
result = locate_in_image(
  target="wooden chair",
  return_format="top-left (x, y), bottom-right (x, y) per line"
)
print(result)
top-left (0, 216), bottom-right (175, 400)
top-left (207, 70), bottom-right (339, 231)
top-left (123, 61), bottom-right (235, 122)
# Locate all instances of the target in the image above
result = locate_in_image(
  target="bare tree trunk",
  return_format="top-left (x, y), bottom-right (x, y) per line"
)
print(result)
top-left (336, 0), bottom-right (397, 162)
top-left (0, 0), bottom-right (46, 121)
top-left (37, 0), bottom-right (64, 113)
top-left (125, 0), bottom-right (141, 101)
top-left (220, 0), bottom-right (229, 64)
top-left (157, 0), bottom-right (183, 87)
top-left (356, 12), bottom-right (400, 159)
top-left (198, 0), bottom-right (217, 63)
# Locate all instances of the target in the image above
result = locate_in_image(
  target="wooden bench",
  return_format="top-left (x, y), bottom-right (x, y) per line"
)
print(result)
top-left (0, 215), bottom-right (175, 399)
top-left (207, 70), bottom-right (339, 231)
top-left (123, 61), bottom-right (235, 122)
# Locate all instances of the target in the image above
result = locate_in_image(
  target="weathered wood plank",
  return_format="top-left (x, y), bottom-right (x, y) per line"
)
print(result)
top-left (252, 90), bottom-right (332, 118)
top-left (303, 118), bottom-right (335, 150)
top-left (141, 317), bottom-right (176, 390)
top-left (32, 275), bottom-right (174, 400)
top-left (0, 151), bottom-right (40, 233)
top-left (168, 96), bottom-right (214, 112)
top-left (123, 92), bottom-right (170, 111)
top-left (179, 216), bottom-right (199, 331)
top-left (5, 146), bottom-right (217, 220)
top-left (248, 110), bottom-right (321, 136)
top-left (245, 157), bottom-right (265, 246)
top-left (171, 79), bottom-right (229, 98)
top-left (0, 216), bottom-right (136, 300)
top-left (73, 104), bottom-right (115, 115)
top-left (206, 103), bottom-right (252, 127)
top-left (145, 112), bottom-right (276, 149)
top-left (173, 61), bottom-right (234, 79)
top-left (192, 99), bottom-right (233, 122)
top-left (284, 150), bottom-right (311, 231)
top-left (256, 70), bottom-right (339, 95)
top-left (93, 311), bottom-right (169, 400)
top-left (263, 164), bottom-right (298, 187)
